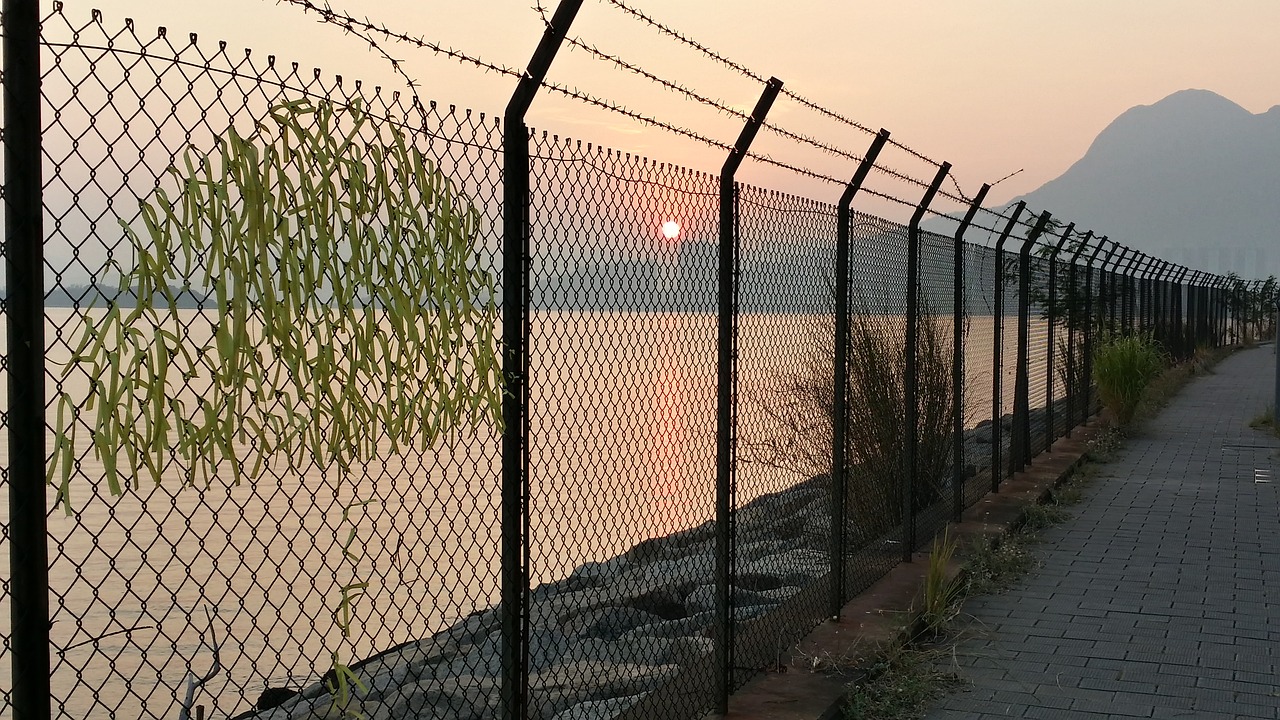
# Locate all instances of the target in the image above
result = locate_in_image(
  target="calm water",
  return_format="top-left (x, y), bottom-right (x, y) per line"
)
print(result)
top-left (0, 309), bottom-right (1040, 719)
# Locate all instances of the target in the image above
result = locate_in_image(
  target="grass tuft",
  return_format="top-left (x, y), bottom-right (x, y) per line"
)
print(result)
top-left (1092, 334), bottom-right (1167, 426)
top-left (919, 530), bottom-right (963, 637)
top-left (843, 644), bottom-right (966, 720)
top-left (1250, 405), bottom-right (1279, 439)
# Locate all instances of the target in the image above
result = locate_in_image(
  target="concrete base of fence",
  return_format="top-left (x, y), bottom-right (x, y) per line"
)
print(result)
top-left (714, 420), bottom-right (1102, 720)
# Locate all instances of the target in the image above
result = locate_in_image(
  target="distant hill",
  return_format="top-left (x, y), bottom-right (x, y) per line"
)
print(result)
top-left (1004, 89), bottom-right (1280, 280)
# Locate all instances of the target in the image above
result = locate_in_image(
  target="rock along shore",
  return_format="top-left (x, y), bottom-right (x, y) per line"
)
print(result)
top-left (235, 413), bottom-right (1031, 720)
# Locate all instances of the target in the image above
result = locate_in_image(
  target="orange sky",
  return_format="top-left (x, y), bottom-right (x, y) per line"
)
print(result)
top-left (75, 0), bottom-right (1280, 222)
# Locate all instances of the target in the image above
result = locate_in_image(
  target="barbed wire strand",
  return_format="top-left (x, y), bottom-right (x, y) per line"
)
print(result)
top-left (272, 0), bottom-right (1043, 237)
top-left (529, 3), bottom-right (943, 200)
top-left (268, 0), bottom-right (953, 214)
top-left (595, 0), bottom-right (944, 168)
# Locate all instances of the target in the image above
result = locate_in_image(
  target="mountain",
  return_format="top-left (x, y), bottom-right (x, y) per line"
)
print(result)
top-left (1004, 89), bottom-right (1280, 280)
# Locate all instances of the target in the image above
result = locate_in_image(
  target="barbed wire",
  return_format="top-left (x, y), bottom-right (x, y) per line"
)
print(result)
top-left (274, 0), bottom-right (523, 83)
top-left (265, 0), bottom-right (956, 214)
top-left (530, 3), bottom-right (945, 200)
top-left (265, 0), bottom-right (1098, 244)
top-left (594, 0), bottom-right (945, 168)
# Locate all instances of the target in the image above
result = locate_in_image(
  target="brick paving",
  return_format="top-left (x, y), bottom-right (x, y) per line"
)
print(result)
top-left (925, 346), bottom-right (1280, 720)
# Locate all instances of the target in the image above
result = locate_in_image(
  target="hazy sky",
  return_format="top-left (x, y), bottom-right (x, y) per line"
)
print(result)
top-left (69, 0), bottom-right (1280, 221)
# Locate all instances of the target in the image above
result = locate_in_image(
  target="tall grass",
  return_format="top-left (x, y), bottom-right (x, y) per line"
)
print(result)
top-left (746, 300), bottom-right (955, 544)
top-left (1092, 334), bottom-right (1166, 425)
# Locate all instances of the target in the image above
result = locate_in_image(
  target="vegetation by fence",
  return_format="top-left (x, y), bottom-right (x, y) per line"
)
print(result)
top-left (3, 2), bottom-right (1278, 719)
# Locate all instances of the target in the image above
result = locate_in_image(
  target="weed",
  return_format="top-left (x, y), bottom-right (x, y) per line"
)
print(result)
top-left (1093, 334), bottom-right (1167, 425)
top-left (919, 530), bottom-right (963, 636)
top-left (746, 298), bottom-right (955, 543)
top-left (843, 644), bottom-right (966, 720)
top-left (1021, 503), bottom-right (1071, 531)
top-left (1251, 406), bottom-right (1279, 439)
top-left (962, 535), bottom-right (1037, 597)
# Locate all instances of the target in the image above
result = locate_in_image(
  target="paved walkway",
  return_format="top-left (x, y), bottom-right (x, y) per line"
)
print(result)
top-left (926, 345), bottom-right (1280, 720)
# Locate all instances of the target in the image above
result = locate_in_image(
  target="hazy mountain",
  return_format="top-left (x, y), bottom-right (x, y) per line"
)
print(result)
top-left (1005, 89), bottom-right (1280, 280)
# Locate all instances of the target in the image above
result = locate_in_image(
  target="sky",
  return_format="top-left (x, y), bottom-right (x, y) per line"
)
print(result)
top-left (54, 0), bottom-right (1280, 223)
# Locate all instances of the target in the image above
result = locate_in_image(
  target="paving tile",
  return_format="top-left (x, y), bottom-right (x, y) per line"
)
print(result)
top-left (924, 348), bottom-right (1280, 720)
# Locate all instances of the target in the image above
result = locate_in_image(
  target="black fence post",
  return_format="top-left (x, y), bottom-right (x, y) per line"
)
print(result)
top-left (831, 129), bottom-right (889, 618)
top-left (4, 1), bottom-right (51, 718)
top-left (1207, 275), bottom-right (1218, 346)
top-left (1107, 245), bottom-right (1126, 336)
top-left (1220, 277), bottom-right (1231, 345)
top-left (1274, 294), bottom-right (1280, 414)
top-left (1191, 271), bottom-right (1206, 349)
top-left (1141, 254), bottom-right (1152, 333)
top-left (1156, 260), bottom-right (1166, 336)
top-left (501, 3), bottom-right (583, 717)
top-left (1152, 254), bottom-right (1162, 333)
top-left (1220, 277), bottom-right (1230, 346)
top-left (1157, 261), bottom-right (1173, 346)
top-left (1082, 236), bottom-right (1109, 425)
top-left (716, 76), bottom-right (782, 710)
top-left (1013, 211), bottom-right (1052, 472)
top-left (1174, 267), bottom-right (1189, 358)
top-left (1066, 231), bottom-right (1094, 436)
top-left (904, 163), bottom-right (951, 561)
top-left (991, 202), bottom-right (1026, 493)
top-left (951, 183), bottom-right (990, 522)
top-left (1141, 254), bottom-right (1152, 330)
top-left (1046, 222), bottom-right (1074, 449)
top-left (1122, 249), bottom-right (1142, 334)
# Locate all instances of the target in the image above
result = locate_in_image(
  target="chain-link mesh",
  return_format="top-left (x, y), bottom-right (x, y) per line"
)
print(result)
top-left (31, 7), bottom-right (511, 719)
top-left (731, 185), bottom-right (837, 690)
top-left (912, 229), bottom-right (958, 549)
top-left (4, 6), bottom-right (1238, 720)
top-left (524, 134), bottom-right (719, 720)
top-left (961, 242), bottom-right (1000, 507)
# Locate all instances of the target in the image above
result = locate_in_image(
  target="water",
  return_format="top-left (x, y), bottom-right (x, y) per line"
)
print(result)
top-left (0, 309), bottom-right (1039, 719)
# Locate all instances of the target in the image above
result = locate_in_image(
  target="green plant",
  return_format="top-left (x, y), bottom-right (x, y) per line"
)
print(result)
top-left (48, 98), bottom-right (502, 507)
top-left (1251, 406), bottom-right (1279, 438)
top-left (1092, 333), bottom-right (1166, 425)
top-left (843, 643), bottom-right (966, 720)
top-left (919, 529), bottom-right (962, 636)
top-left (48, 98), bottom-right (503, 717)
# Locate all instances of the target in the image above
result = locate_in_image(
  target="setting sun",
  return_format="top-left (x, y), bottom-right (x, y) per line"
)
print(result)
top-left (661, 220), bottom-right (681, 240)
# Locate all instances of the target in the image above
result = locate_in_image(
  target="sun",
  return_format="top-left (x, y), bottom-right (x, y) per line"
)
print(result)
top-left (661, 220), bottom-right (681, 241)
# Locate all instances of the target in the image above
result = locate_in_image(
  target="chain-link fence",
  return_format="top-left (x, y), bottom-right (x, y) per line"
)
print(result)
top-left (1, 5), bottom-right (1258, 720)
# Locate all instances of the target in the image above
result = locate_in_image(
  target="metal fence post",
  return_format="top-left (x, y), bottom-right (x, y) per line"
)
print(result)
top-left (952, 183), bottom-right (990, 522)
top-left (716, 76), bottom-right (782, 710)
top-left (1013, 211), bottom-right (1052, 472)
top-left (1209, 276), bottom-right (1218, 345)
top-left (1107, 245), bottom-right (1126, 335)
top-left (1174, 267), bottom-right (1189, 358)
top-left (1066, 231), bottom-right (1094, 436)
top-left (501, 3), bottom-right (582, 717)
top-left (1152, 254), bottom-right (1162, 333)
top-left (904, 163), bottom-right (951, 561)
top-left (1192, 271), bottom-right (1206, 348)
top-left (1121, 250), bottom-right (1141, 334)
top-left (1087, 238), bottom-right (1117, 418)
top-left (1141, 255), bottom-right (1153, 333)
top-left (1274, 294), bottom-right (1280, 415)
top-left (831, 129), bottom-right (889, 618)
top-left (1045, 222), bottom-right (1074, 449)
top-left (1124, 249), bottom-right (1140, 334)
top-left (1158, 261), bottom-right (1174, 346)
top-left (4, 1), bottom-right (51, 717)
top-left (1157, 260), bottom-right (1168, 337)
top-left (991, 202), bottom-right (1026, 493)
